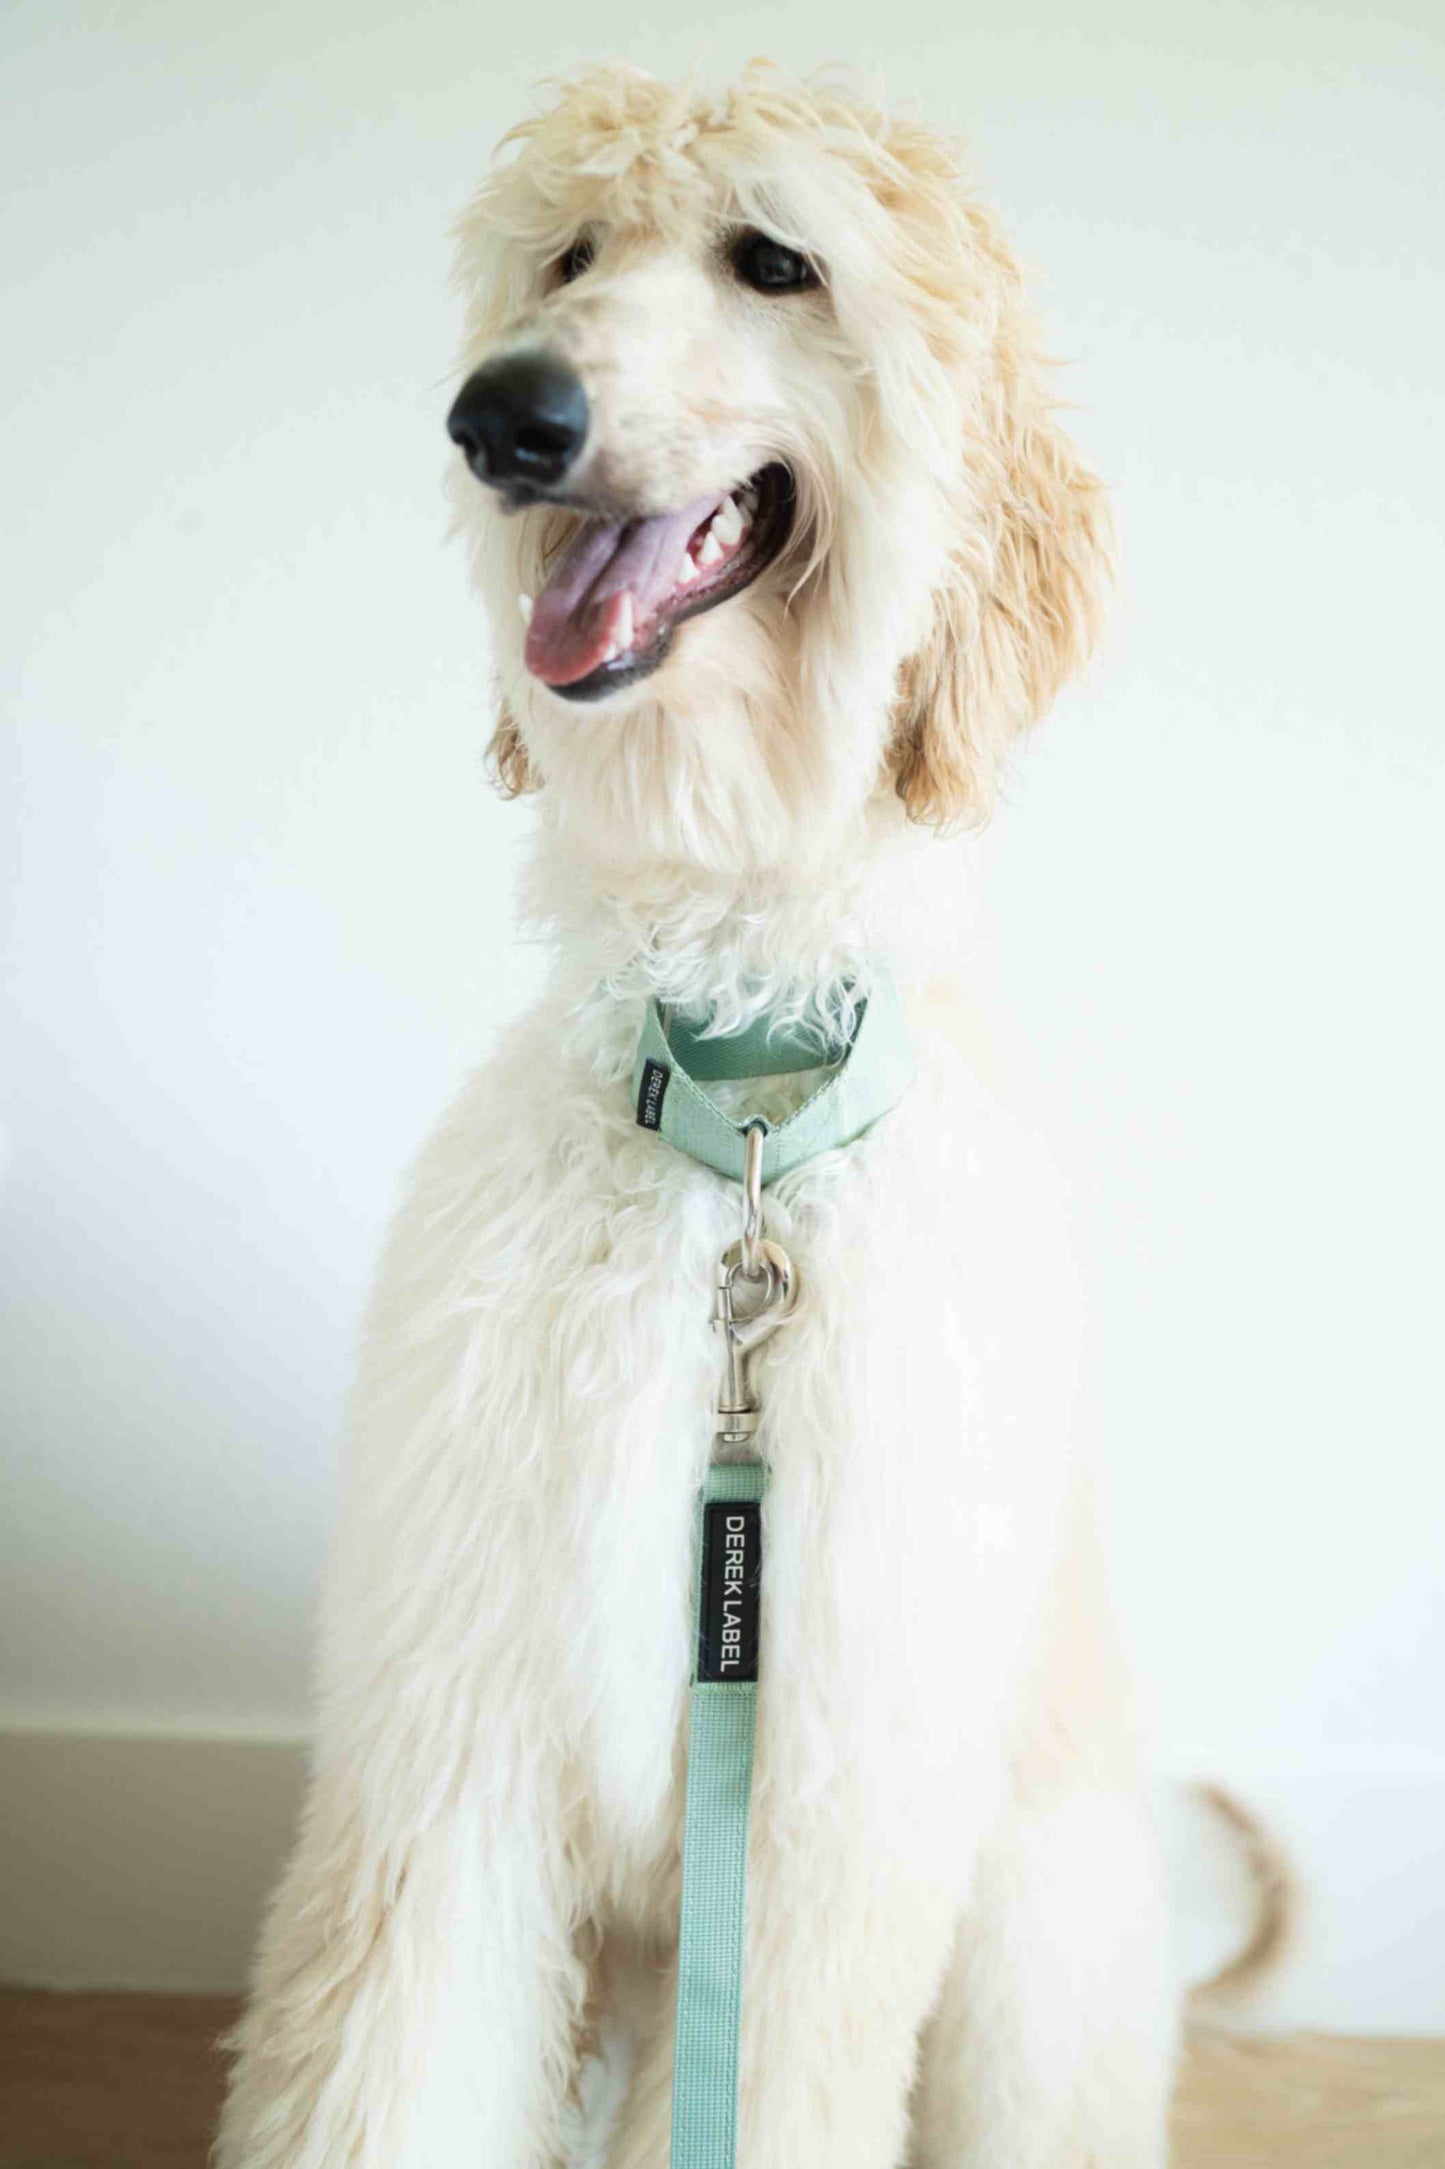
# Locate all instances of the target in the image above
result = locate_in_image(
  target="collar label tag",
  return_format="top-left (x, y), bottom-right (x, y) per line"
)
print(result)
top-left (698, 1500), bottom-right (761, 1683)
top-left (636, 1056), bottom-right (671, 1131)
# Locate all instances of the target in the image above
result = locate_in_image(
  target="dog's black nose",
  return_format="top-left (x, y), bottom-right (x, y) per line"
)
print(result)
top-left (446, 353), bottom-right (589, 492)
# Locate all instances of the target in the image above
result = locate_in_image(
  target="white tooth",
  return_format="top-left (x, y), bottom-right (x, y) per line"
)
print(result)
top-left (518, 592), bottom-right (533, 624)
top-left (603, 641), bottom-right (619, 663)
top-left (740, 483), bottom-right (758, 511)
top-left (714, 499), bottom-right (744, 545)
top-left (737, 495), bottom-right (754, 529)
top-left (697, 527), bottom-right (724, 567)
top-left (615, 593), bottom-right (635, 651)
top-left (677, 553), bottom-right (699, 585)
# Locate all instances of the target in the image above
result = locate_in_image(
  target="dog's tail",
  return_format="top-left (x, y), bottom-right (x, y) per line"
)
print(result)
top-left (1184, 1781), bottom-right (1296, 2011)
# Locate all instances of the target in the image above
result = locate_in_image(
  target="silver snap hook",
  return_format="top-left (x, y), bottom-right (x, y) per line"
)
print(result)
top-left (712, 1235), bottom-right (797, 1449)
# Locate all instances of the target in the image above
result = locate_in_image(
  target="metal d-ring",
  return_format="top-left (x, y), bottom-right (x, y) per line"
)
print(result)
top-left (739, 1120), bottom-right (766, 1281)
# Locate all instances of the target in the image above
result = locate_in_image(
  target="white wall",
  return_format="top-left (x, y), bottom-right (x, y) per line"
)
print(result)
top-left (3, 0), bottom-right (1442, 2027)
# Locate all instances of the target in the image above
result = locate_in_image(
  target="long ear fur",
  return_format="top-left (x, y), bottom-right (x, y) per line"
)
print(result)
top-left (488, 699), bottom-right (541, 797)
top-left (888, 174), bottom-right (1114, 828)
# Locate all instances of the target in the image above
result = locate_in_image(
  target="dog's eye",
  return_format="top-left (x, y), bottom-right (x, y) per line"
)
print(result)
top-left (730, 230), bottom-right (817, 295)
top-left (556, 235), bottom-right (595, 284)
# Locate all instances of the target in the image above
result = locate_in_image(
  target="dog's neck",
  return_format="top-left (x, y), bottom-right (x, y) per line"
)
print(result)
top-left (524, 795), bottom-right (922, 1045)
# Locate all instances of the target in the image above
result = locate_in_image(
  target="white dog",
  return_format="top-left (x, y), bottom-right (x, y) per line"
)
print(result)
top-left (220, 62), bottom-right (1218, 2169)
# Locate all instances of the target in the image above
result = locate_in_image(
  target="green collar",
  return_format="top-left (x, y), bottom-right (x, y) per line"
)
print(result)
top-left (631, 971), bottom-right (915, 1185)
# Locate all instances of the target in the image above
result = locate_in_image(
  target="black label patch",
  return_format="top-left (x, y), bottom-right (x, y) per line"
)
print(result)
top-left (698, 1501), bottom-right (762, 1684)
top-left (636, 1057), bottom-right (671, 1131)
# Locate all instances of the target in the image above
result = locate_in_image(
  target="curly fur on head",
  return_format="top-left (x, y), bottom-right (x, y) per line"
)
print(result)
top-left (449, 62), bottom-right (1112, 901)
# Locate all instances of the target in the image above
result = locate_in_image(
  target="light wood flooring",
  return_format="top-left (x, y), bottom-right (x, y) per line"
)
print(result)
top-left (2, 1992), bottom-right (1442, 2166)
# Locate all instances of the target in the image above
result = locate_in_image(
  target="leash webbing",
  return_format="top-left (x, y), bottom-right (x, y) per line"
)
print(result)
top-left (671, 1456), bottom-right (767, 2169)
top-left (637, 969), bottom-right (915, 2169)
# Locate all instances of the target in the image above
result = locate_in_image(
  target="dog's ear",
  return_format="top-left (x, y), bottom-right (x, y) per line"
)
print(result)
top-left (886, 183), bottom-right (1114, 828)
top-left (488, 700), bottom-right (541, 797)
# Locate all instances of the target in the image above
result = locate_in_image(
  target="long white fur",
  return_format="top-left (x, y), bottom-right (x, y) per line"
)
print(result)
top-left (217, 62), bottom-right (1177, 2169)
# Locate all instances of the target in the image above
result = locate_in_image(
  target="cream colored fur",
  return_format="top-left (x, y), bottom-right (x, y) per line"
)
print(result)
top-left (217, 63), bottom-right (1177, 2169)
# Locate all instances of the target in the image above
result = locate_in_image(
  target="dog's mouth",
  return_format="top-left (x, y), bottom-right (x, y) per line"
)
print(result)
top-left (521, 464), bottom-right (794, 702)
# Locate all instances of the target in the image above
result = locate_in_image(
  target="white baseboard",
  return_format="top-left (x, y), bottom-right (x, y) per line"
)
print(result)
top-left (3, 1730), bottom-right (1442, 2032)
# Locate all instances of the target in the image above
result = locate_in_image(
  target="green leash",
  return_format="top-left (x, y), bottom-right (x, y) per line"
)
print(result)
top-left (631, 975), bottom-right (915, 2169)
top-left (671, 1455), bottom-right (768, 2167)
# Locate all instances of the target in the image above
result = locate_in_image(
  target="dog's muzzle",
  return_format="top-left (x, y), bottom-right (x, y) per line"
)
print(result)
top-left (446, 351), bottom-right (588, 499)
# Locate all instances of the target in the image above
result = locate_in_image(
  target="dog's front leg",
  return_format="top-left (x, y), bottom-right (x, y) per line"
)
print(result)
top-left (907, 1497), bottom-right (1179, 2169)
top-left (216, 1730), bottom-right (587, 2169)
top-left (216, 1091), bottom-right (614, 2168)
top-left (605, 1827), bottom-right (959, 2169)
top-left (216, 1745), bottom-right (586, 2169)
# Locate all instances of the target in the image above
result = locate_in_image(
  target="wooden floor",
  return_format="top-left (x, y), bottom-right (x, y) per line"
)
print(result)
top-left (2, 1992), bottom-right (1443, 2167)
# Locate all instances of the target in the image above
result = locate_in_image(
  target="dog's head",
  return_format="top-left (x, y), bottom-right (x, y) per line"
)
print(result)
top-left (449, 65), bottom-right (1110, 880)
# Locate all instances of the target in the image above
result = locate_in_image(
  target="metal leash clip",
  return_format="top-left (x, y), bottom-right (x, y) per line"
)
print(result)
top-left (713, 1122), bottom-right (797, 1455)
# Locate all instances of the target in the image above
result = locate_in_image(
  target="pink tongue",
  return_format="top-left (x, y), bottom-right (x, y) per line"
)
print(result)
top-left (524, 490), bottom-right (724, 686)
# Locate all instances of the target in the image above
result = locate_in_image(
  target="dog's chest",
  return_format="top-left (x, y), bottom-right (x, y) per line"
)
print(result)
top-left (351, 1029), bottom-right (1076, 1888)
top-left (485, 1071), bottom-right (1077, 1883)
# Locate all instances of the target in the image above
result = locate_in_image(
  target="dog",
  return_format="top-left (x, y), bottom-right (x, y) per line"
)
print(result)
top-left (219, 61), bottom-right (1214, 2169)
